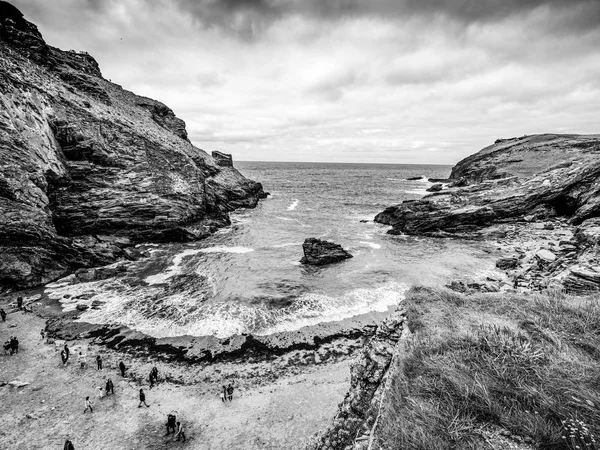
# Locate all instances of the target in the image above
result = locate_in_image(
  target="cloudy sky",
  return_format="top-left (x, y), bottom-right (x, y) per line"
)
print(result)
top-left (12, 0), bottom-right (600, 164)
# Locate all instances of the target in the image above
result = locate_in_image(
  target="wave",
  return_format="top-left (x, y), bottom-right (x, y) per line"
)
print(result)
top-left (58, 281), bottom-right (408, 339)
top-left (198, 246), bottom-right (254, 254)
top-left (359, 241), bottom-right (382, 249)
top-left (145, 249), bottom-right (204, 285)
top-left (287, 199), bottom-right (299, 211)
top-left (272, 242), bottom-right (303, 248)
top-left (404, 189), bottom-right (429, 195)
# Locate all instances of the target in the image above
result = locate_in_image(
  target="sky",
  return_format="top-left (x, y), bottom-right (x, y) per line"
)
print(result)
top-left (11, 0), bottom-right (600, 164)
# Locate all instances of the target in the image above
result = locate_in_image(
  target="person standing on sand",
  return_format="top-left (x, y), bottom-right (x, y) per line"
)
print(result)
top-left (221, 385), bottom-right (227, 402)
top-left (119, 361), bottom-right (126, 377)
top-left (61, 349), bottom-right (67, 365)
top-left (166, 413), bottom-right (177, 435)
top-left (64, 438), bottom-right (75, 450)
top-left (106, 378), bottom-right (114, 395)
top-left (83, 396), bottom-right (93, 413)
top-left (0, 308), bottom-right (6, 322)
top-left (227, 383), bottom-right (234, 401)
top-left (151, 366), bottom-right (158, 384)
top-left (78, 351), bottom-right (86, 369)
top-left (96, 354), bottom-right (102, 370)
top-left (175, 421), bottom-right (186, 442)
top-left (138, 388), bottom-right (149, 407)
top-left (16, 296), bottom-right (23, 310)
top-left (64, 344), bottom-right (70, 363)
top-left (149, 370), bottom-right (155, 389)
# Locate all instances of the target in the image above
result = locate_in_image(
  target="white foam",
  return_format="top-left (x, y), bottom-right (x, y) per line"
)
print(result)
top-left (145, 249), bottom-right (203, 285)
top-left (257, 282), bottom-right (408, 335)
top-left (272, 242), bottom-right (303, 248)
top-left (68, 281), bottom-right (408, 339)
top-left (198, 246), bottom-right (254, 254)
top-left (404, 189), bottom-right (428, 195)
top-left (287, 199), bottom-right (299, 211)
top-left (359, 241), bottom-right (382, 249)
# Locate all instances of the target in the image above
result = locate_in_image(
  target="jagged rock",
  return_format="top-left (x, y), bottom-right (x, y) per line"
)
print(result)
top-left (375, 135), bottom-right (600, 236)
top-left (211, 151), bottom-right (233, 167)
top-left (536, 249), bottom-right (557, 263)
top-left (496, 257), bottom-right (519, 270)
top-left (75, 304), bottom-right (89, 312)
top-left (426, 183), bottom-right (443, 192)
top-left (0, 4), bottom-right (265, 289)
top-left (563, 266), bottom-right (600, 293)
top-left (312, 308), bottom-right (406, 450)
top-left (300, 238), bottom-right (353, 265)
top-left (575, 218), bottom-right (600, 247)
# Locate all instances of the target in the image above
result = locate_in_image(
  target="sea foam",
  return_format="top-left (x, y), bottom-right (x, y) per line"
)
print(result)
top-left (287, 199), bottom-right (299, 210)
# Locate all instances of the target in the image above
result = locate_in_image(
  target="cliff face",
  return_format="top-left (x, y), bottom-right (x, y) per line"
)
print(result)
top-left (376, 134), bottom-right (600, 235)
top-left (0, 2), bottom-right (265, 289)
top-left (375, 134), bottom-right (600, 293)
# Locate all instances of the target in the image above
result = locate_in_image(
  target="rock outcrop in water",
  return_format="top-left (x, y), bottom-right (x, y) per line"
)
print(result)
top-left (0, 2), bottom-right (266, 289)
top-left (300, 238), bottom-right (353, 265)
top-left (375, 134), bottom-right (600, 293)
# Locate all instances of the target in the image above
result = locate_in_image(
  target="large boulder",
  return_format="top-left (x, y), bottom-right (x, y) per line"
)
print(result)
top-left (300, 238), bottom-right (353, 266)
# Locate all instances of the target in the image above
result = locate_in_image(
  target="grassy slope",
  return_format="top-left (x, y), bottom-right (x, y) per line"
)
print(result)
top-left (375, 287), bottom-right (600, 450)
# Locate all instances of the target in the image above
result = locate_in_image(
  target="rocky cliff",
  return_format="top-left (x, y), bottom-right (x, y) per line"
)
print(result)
top-left (0, 1), bottom-right (265, 289)
top-left (375, 134), bottom-right (600, 293)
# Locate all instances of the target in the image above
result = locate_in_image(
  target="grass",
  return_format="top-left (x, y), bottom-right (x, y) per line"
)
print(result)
top-left (375, 286), bottom-right (600, 450)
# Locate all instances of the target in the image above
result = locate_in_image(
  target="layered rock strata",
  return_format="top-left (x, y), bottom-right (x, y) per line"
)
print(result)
top-left (375, 134), bottom-right (600, 293)
top-left (311, 307), bottom-right (407, 450)
top-left (0, 2), bottom-right (265, 289)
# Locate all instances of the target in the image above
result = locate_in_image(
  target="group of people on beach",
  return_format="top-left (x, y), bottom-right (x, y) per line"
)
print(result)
top-left (3, 335), bottom-right (19, 355)
top-left (221, 383), bottom-right (235, 402)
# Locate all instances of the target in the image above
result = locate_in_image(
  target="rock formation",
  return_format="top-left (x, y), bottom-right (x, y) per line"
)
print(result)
top-left (0, 2), bottom-right (266, 289)
top-left (300, 238), bottom-right (353, 265)
top-left (375, 134), bottom-right (600, 293)
top-left (312, 308), bottom-right (407, 450)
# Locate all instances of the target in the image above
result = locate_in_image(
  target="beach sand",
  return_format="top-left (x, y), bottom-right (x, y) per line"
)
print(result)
top-left (0, 303), bottom-right (350, 450)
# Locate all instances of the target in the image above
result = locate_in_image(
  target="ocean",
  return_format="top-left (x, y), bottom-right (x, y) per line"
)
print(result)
top-left (48, 162), bottom-right (500, 339)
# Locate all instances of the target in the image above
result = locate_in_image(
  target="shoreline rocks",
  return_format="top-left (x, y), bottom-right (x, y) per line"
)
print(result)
top-left (300, 238), bottom-right (353, 265)
top-left (0, 5), bottom-right (265, 290)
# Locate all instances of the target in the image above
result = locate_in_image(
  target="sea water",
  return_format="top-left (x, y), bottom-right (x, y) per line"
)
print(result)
top-left (48, 162), bottom-right (501, 338)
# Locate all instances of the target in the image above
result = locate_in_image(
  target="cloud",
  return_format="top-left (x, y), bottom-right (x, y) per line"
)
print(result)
top-left (9, 0), bottom-right (600, 164)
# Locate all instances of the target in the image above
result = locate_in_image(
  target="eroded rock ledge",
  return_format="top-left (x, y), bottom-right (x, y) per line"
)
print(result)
top-left (375, 134), bottom-right (600, 293)
top-left (311, 307), bottom-right (407, 450)
top-left (0, 2), bottom-right (266, 289)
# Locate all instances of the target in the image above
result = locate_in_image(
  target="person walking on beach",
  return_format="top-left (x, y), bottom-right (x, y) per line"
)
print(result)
top-left (119, 361), bottom-right (126, 377)
top-left (10, 336), bottom-right (19, 354)
top-left (221, 385), bottom-right (227, 402)
top-left (151, 366), bottom-right (158, 384)
top-left (227, 383), bottom-right (234, 401)
top-left (149, 370), bottom-right (155, 389)
top-left (64, 344), bottom-right (70, 363)
top-left (175, 421), bottom-right (186, 442)
top-left (64, 438), bottom-right (75, 450)
top-left (166, 413), bottom-right (177, 435)
top-left (83, 396), bottom-right (93, 413)
top-left (60, 349), bottom-right (68, 365)
top-left (40, 328), bottom-right (45, 341)
top-left (138, 388), bottom-right (149, 407)
top-left (16, 296), bottom-right (23, 310)
top-left (106, 378), bottom-right (114, 395)
top-left (0, 308), bottom-right (6, 322)
top-left (96, 354), bottom-right (102, 370)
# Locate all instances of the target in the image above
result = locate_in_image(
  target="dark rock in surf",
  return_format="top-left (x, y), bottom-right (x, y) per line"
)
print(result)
top-left (300, 238), bottom-right (353, 266)
top-left (426, 183), bottom-right (443, 192)
top-left (407, 176), bottom-right (424, 181)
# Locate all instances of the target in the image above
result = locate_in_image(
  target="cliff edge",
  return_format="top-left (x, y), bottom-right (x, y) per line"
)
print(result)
top-left (0, 1), bottom-right (266, 289)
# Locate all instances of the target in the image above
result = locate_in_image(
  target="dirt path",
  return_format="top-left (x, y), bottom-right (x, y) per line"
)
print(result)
top-left (0, 305), bottom-right (349, 450)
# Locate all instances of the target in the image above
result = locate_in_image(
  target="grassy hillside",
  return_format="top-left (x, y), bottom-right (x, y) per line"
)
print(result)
top-left (374, 287), bottom-right (600, 450)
